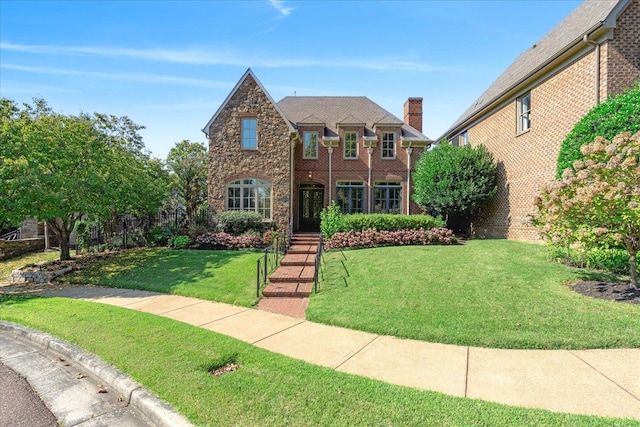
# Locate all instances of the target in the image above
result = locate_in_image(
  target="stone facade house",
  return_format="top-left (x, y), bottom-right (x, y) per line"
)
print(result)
top-left (203, 69), bottom-right (431, 232)
top-left (440, 0), bottom-right (640, 240)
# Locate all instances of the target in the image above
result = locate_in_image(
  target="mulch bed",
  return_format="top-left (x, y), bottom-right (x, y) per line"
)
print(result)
top-left (572, 281), bottom-right (640, 305)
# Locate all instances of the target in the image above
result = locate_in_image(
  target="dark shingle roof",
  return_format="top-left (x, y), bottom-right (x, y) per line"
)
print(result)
top-left (443, 0), bottom-right (624, 137)
top-left (278, 96), bottom-right (430, 141)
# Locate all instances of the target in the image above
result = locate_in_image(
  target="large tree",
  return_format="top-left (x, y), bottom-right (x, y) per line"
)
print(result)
top-left (166, 140), bottom-right (208, 226)
top-left (534, 132), bottom-right (639, 289)
top-left (0, 98), bottom-right (169, 260)
top-left (412, 142), bottom-right (497, 230)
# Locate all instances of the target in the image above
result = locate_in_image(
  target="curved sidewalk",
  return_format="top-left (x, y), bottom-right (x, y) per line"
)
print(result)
top-left (45, 286), bottom-right (640, 421)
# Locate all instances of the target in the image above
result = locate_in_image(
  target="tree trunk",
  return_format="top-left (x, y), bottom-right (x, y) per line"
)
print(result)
top-left (630, 250), bottom-right (638, 290)
top-left (47, 217), bottom-right (76, 261)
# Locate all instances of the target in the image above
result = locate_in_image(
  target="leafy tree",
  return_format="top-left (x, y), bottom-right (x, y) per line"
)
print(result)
top-left (166, 140), bottom-right (208, 226)
top-left (556, 84), bottom-right (640, 178)
top-left (412, 142), bottom-right (497, 228)
top-left (534, 132), bottom-right (639, 289)
top-left (0, 98), bottom-right (169, 260)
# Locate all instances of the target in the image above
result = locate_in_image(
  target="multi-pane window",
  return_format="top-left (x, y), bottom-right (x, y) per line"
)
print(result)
top-left (344, 132), bottom-right (358, 159)
top-left (382, 132), bottom-right (395, 159)
top-left (336, 181), bottom-right (365, 214)
top-left (517, 93), bottom-right (531, 133)
top-left (304, 132), bottom-right (319, 159)
top-left (374, 182), bottom-right (402, 214)
top-left (226, 178), bottom-right (271, 219)
top-left (241, 118), bottom-right (257, 149)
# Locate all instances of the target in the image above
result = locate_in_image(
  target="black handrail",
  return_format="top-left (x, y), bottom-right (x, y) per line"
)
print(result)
top-left (313, 234), bottom-right (323, 294)
top-left (256, 236), bottom-right (285, 298)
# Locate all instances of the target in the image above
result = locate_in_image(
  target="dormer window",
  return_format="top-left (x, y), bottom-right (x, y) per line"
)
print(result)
top-left (304, 132), bottom-right (319, 159)
top-left (344, 132), bottom-right (358, 159)
top-left (382, 132), bottom-right (396, 159)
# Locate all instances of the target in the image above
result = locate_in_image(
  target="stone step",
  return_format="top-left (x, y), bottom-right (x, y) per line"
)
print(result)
top-left (280, 253), bottom-right (315, 267)
top-left (262, 282), bottom-right (313, 298)
top-left (269, 265), bottom-right (315, 283)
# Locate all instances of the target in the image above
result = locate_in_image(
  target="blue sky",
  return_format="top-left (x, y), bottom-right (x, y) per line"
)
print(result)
top-left (1, 0), bottom-right (582, 159)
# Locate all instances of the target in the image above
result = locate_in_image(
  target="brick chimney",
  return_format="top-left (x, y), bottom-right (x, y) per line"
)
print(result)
top-left (403, 97), bottom-right (423, 132)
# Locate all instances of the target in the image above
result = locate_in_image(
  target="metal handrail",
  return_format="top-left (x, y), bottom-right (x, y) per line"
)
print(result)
top-left (256, 236), bottom-right (285, 298)
top-left (313, 234), bottom-right (323, 294)
top-left (0, 229), bottom-right (20, 241)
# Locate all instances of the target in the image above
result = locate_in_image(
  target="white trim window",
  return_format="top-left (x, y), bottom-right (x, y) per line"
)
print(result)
top-left (303, 132), bottom-right (319, 159)
top-left (460, 131), bottom-right (469, 146)
top-left (374, 181), bottom-right (402, 214)
top-left (381, 132), bottom-right (396, 159)
top-left (241, 118), bottom-right (257, 150)
top-left (343, 132), bottom-right (358, 159)
top-left (517, 93), bottom-right (531, 133)
top-left (336, 181), bottom-right (364, 213)
top-left (226, 178), bottom-right (272, 219)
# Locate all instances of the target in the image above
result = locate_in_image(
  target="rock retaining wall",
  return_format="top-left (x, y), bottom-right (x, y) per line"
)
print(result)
top-left (0, 238), bottom-right (45, 261)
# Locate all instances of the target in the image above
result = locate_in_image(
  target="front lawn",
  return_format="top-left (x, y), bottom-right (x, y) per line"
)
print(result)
top-left (0, 296), bottom-right (633, 427)
top-left (59, 248), bottom-right (261, 307)
top-left (0, 251), bottom-right (60, 281)
top-left (308, 240), bottom-right (640, 349)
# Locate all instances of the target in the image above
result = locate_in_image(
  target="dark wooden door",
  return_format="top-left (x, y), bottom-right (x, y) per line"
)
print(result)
top-left (299, 189), bottom-right (324, 231)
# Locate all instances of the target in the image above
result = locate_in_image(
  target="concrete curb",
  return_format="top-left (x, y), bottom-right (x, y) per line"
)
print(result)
top-left (0, 320), bottom-right (194, 427)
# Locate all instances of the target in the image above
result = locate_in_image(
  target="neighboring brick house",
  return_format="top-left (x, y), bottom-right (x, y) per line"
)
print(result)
top-left (440, 0), bottom-right (640, 240)
top-left (203, 69), bottom-right (431, 232)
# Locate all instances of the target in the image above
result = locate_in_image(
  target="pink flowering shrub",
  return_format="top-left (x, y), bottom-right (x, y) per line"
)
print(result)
top-left (324, 227), bottom-right (457, 250)
top-left (194, 232), bottom-right (267, 250)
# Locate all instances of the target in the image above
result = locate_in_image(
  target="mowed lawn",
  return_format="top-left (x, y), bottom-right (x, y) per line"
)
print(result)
top-left (0, 296), bottom-right (633, 427)
top-left (308, 240), bottom-right (640, 349)
top-left (59, 248), bottom-right (261, 307)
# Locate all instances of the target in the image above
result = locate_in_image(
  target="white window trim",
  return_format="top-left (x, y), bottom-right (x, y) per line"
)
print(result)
top-left (343, 131), bottom-right (359, 159)
top-left (460, 131), bottom-right (469, 146)
top-left (226, 178), bottom-right (272, 220)
top-left (517, 93), bottom-right (531, 134)
top-left (241, 118), bottom-right (257, 150)
top-left (381, 132), bottom-right (396, 159)
top-left (303, 132), bottom-right (319, 159)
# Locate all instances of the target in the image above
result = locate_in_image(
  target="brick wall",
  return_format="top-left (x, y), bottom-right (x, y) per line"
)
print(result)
top-left (207, 75), bottom-right (292, 232)
top-left (607, 0), bottom-right (640, 96)
top-left (0, 238), bottom-right (45, 261)
top-left (468, 50), bottom-right (599, 240)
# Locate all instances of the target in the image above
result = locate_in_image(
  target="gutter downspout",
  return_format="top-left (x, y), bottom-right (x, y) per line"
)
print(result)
top-left (290, 138), bottom-right (295, 234)
top-left (583, 34), bottom-right (600, 106)
top-left (367, 147), bottom-right (373, 213)
top-left (327, 147), bottom-right (334, 204)
top-left (406, 146), bottom-right (413, 215)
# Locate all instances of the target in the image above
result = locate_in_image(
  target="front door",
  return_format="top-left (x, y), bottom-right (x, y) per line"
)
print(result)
top-left (299, 187), bottom-right (324, 231)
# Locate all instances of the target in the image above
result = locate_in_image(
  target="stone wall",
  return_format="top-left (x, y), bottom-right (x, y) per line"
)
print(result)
top-left (0, 238), bottom-right (45, 261)
top-left (208, 74), bottom-right (293, 232)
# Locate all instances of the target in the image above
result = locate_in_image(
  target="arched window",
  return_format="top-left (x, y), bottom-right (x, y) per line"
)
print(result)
top-left (226, 178), bottom-right (272, 219)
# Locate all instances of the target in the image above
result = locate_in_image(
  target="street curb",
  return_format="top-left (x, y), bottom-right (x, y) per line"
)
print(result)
top-left (0, 320), bottom-right (194, 427)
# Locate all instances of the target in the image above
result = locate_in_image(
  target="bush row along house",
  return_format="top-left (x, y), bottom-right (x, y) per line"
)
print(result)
top-left (203, 69), bottom-right (431, 232)
top-left (439, 0), bottom-right (640, 240)
top-left (204, 0), bottom-right (639, 238)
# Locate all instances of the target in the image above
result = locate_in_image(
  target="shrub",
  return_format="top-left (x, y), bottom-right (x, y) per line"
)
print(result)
top-left (324, 227), bottom-right (458, 250)
top-left (147, 226), bottom-right (170, 247)
top-left (194, 231), bottom-right (267, 250)
top-left (168, 235), bottom-right (191, 249)
top-left (548, 246), bottom-right (631, 275)
top-left (412, 142), bottom-right (498, 221)
top-left (319, 201), bottom-right (342, 239)
top-left (214, 211), bottom-right (265, 236)
top-left (556, 84), bottom-right (640, 178)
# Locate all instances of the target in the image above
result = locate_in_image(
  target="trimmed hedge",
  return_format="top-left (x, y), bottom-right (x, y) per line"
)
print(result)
top-left (323, 213), bottom-right (445, 239)
top-left (324, 227), bottom-right (458, 250)
top-left (214, 211), bottom-right (266, 235)
top-left (193, 232), bottom-right (267, 250)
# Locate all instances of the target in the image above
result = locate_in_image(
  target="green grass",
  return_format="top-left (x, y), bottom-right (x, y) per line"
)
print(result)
top-left (0, 251), bottom-right (60, 281)
top-left (309, 240), bottom-right (640, 349)
top-left (59, 248), bottom-right (261, 307)
top-left (1, 296), bottom-right (635, 427)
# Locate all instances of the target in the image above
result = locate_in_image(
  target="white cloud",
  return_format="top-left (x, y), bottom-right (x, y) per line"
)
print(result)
top-left (0, 63), bottom-right (232, 89)
top-left (268, 0), bottom-right (293, 17)
top-left (1, 42), bottom-right (444, 73)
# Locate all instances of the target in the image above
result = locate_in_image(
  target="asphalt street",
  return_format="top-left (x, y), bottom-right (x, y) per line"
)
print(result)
top-left (0, 362), bottom-right (57, 427)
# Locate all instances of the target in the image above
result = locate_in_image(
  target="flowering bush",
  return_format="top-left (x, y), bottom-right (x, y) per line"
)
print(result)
top-left (324, 227), bottom-right (457, 250)
top-left (194, 232), bottom-right (267, 250)
top-left (532, 131), bottom-right (640, 288)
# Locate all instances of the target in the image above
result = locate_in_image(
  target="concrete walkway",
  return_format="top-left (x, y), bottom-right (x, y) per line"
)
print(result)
top-left (45, 286), bottom-right (640, 421)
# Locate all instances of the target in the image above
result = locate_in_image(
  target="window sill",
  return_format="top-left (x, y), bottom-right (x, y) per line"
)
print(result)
top-left (516, 128), bottom-right (531, 137)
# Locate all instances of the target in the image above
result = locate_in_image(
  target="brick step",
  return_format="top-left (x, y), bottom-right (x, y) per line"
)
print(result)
top-left (269, 265), bottom-right (315, 283)
top-left (287, 245), bottom-right (318, 255)
top-left (262, 282), bottom-right (312, 298)
top-left (280, 253), bottom-right (315, 267)
top-left (291, 239), bottom-right (319, 245)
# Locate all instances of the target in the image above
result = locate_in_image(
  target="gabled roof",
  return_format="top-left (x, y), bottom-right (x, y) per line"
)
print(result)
top-left (202, 68), bottom-right (295, 138)
top-left (442, 0), bottom-right (631, 139)
top-left (278, 96), bottom-right (431, 142)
